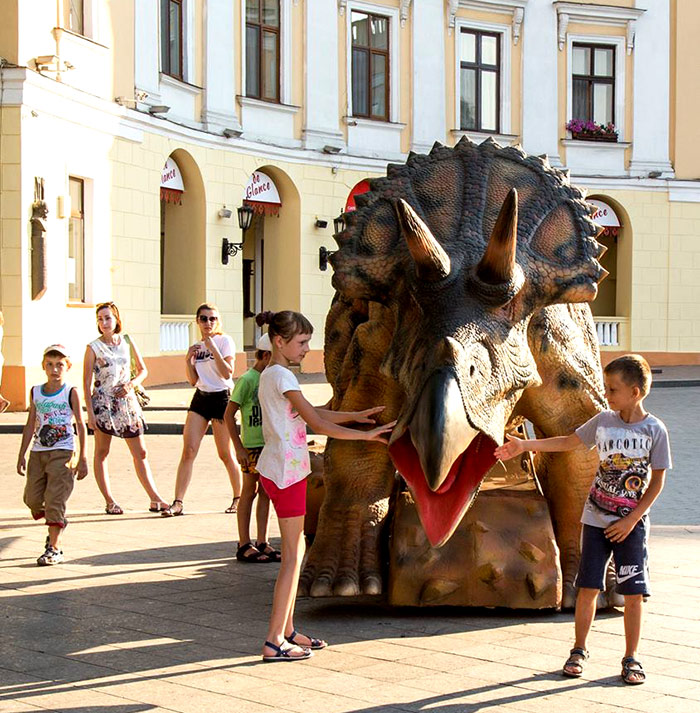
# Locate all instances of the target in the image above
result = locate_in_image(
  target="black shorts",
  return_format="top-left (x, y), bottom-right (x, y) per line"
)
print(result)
top-left (576, 519), bottom-right (650, 596)
top-left (188, 389), bottom-right (230, 422)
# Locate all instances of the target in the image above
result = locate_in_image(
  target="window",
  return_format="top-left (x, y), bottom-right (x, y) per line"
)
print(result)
top-left (68, 178), bottom-right (85, 302)
top-left (246, 0), bottom-right (280, 102)
top-left (69, 0), bottom-right (84, 35)
top-left (459, 29), bottom-right (500, 133)
top-left (572, 43), bottom-right (615, 126)
top-left (160, 0), bottom-right (183, 80)
top-left (351, 11), bottom-right (389, 121)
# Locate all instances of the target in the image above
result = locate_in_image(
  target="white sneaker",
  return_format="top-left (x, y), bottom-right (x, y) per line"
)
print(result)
top-left (37, 546), bottom-right (64, 566)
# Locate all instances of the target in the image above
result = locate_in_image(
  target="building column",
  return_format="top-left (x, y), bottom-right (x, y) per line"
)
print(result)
top-left (303, 1), bottom-right (343, 150)
top-left (134, 0), bottom-right (161, 103)
top-left (629, 0), bottom-right (674, 177)
top-left (202, 0), bottom-right (240, 133)
top-left (521, 1), bottom-right (561, 166)
top-left (411, 0), bottom-right (446, 153)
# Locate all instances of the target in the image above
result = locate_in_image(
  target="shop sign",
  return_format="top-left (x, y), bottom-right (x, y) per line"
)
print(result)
top-left (588, 199), bottom-right (621, 227)
top-left (161, 157), bottom-right (184, 204)
top-left (345, 179), bottom-right (371, 212)
top-left (242, 171), bottom-right (281, 216)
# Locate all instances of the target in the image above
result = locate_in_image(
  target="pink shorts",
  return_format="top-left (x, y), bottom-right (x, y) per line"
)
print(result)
top-left (260, 476), bottom-right (307, 519)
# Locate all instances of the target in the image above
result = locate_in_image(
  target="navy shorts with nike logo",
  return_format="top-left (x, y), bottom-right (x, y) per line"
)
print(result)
top-left (576, 518), bottom-right (650, 596)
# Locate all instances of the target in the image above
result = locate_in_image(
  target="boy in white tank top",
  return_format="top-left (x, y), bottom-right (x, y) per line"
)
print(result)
top-left (16, 345), bottom-right (88, 565)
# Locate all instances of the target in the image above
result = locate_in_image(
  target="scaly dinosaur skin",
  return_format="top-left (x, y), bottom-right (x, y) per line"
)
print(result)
top-left (300, 138), bottom-right (607, 605)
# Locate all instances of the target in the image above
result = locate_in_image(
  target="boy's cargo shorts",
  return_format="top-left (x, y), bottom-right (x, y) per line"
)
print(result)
top-left (23, 449), bottom-right (76, 528)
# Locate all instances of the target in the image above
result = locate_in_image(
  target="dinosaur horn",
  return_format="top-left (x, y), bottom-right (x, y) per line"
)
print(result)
top-left (477, 188), bottom-right (518, 285)
top-left (395, 199), bottom-right (451, 280)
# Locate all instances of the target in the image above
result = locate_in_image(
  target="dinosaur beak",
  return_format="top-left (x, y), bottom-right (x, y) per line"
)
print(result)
top-left (389, 368), bottom-right (497, 547)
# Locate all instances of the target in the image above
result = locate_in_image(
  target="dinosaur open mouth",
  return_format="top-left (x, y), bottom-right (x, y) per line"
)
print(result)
top-left (389, 430), bottom-right (497, 547)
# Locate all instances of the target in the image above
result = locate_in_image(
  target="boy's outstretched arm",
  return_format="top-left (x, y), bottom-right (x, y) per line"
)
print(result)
top-left (70, 388), bottom-right (89, 480)
top-left (494, 432), bottom-right (584, 461)
top-left (605, 469), bottom-right (666, 543)
top-left (16, 397), bottom-right (36, 476)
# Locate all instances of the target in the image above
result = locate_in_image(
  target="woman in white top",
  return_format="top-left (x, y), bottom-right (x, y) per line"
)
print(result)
top-left (83, 302), bottom-right (168, 514)
top-left (163, 303), bottom-right (242, 517)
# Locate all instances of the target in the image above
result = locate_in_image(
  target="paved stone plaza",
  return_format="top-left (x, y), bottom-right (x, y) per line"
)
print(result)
top-left (1, 385), bottom-right (699, 712)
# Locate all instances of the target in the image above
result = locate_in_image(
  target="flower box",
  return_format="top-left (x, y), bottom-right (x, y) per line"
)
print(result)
top-left (570, 131), bottom-right (618, 143)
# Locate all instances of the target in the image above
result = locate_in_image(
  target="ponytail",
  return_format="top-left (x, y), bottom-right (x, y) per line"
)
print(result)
top-left (255, 310), bottom-right (314, 343)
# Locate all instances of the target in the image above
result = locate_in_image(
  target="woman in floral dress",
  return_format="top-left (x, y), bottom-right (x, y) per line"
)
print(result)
top-left (83, 302), bottom-right (168, 514)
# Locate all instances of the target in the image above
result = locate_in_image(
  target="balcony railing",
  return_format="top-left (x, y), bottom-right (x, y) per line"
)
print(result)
top-left (593, 316), bottom-right (629, 349)
top-left (160, 315), bottom-right (194, 352)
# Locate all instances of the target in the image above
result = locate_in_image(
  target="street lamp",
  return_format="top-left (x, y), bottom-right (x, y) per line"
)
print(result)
top-left (221, 204), bottom-right (255, 265)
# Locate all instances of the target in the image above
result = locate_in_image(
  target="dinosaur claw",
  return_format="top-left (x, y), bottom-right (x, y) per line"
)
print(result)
top-left (310, 578), bottom-right (334, 598)
top-left (333, 577), bottom-right (360, 597)
top-left (361, 576), bottom-right (382, 596)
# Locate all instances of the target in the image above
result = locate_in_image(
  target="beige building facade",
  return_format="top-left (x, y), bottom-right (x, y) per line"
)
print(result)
top-left (0, 0), bottom-right (699, 409)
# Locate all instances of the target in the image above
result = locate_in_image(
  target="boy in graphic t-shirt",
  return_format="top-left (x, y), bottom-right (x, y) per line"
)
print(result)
top-left (495, 354), bottom-right (671, 686)
top-left (16, 345), bottom-right (88, 565)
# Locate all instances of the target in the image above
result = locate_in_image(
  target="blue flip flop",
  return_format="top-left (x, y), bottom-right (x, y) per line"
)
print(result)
top-left (262, 640), bottom-right (312, 662)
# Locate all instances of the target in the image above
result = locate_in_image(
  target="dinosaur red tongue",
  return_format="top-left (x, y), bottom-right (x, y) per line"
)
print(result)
top-left (389, 431), bottom-right (497, 547)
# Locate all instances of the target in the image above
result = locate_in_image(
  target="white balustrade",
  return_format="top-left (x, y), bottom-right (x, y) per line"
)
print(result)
top-left (160, 320), bottom-right (191, 352)
top-left (595, 320), bottom-right (620, 347)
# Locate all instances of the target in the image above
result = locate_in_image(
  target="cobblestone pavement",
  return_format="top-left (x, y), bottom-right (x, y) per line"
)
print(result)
top-left (0, 384), bottom-right (698, 712)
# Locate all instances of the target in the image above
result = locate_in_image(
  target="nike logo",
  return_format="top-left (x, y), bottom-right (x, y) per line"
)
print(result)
top-left (616, 565), bottom-right (641, 584)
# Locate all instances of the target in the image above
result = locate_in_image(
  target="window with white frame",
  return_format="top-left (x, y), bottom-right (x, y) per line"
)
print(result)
top-left (572, 43), bottom-right (615, 126)
top-left (160, 0), bottom-right (184, 80)
top-left (69, 0), bottom-right (85, 35)
top-left (351, 10), bottom-right (390, 122)
top-left (246, 0), bottom-right (281, 102)
top-left (453, 17), bottom-right (512, 138)
top-left (459, 28), bottom-right (500, 133)
top-left (68, 177), bottom-right (85, 303)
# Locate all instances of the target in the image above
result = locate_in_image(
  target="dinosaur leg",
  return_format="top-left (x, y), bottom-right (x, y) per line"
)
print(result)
top-left (519, 303), bottom-right (607, 609)
top-left (301, 300), bottom-right (402, 597)
top-left (300, 440), bottom-right (396, 596)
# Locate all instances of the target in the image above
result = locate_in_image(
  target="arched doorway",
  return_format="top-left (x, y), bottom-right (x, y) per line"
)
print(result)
top-left (589, 196), bottom-right (630, 348)
top-left (241, 167), bottom-right (301, 348)
top-left (160, 150), bottom-right (206, 317)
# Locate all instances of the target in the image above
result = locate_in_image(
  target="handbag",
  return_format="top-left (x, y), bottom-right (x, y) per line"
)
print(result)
top-left (123, 334), bottom-right (151, 409)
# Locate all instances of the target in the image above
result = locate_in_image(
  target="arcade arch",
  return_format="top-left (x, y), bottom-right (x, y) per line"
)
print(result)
top-left (160, 150), bottom-right (206, 315)
top-left (241, 166), bottom-right (301, 348)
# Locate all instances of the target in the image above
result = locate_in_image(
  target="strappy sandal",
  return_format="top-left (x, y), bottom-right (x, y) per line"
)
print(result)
top-left (621, 656), bottom-right (646, 685)
top-left (286, 628), bottom-right (327, 650)
top-left (262, 640), bottom-right (312, 662)
top-left (225, 496), bottom-right (240, 514)
top-left (148, 502), bottom-right (169, 513)
top-left (105, 502), bottom-right (124, 515)
top-left (236, 542), bottom-right (270, 563)
top-left (256, 541), bottom-right (282, 563)
top-left (562, 647), bottom-right (588, 678)
top-left (161, 499), bottom-right (183, 517)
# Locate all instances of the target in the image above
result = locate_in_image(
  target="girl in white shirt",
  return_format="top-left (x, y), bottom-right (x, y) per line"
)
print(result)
top-left (163, 303), bottom-right (242, 517)
top-left (256, 310), bottom-right (394, 662)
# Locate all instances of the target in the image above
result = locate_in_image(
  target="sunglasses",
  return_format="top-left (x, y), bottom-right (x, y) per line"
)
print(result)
top-left (198, 315), bottom-right (219, 323)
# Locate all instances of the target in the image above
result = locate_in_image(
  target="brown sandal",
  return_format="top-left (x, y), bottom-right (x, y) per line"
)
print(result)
top-left (105, 502), bottom-right (124, 515)
top-left (225, 496), bottom-right (240, 514)
top-left (562, 647), bottom-right (588, 678)
top-left (621, 656), bottom-right (645, 685)
top-left (161, 499), bottom-right (184, 517)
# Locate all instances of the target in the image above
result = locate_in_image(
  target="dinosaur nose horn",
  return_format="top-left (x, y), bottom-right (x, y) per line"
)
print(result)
top-left (409, 368), bottom-right (479, 492)
top-left (476, 188), bottom-right (518, 285)
top-left (395, 199), bottom-right (451, 281)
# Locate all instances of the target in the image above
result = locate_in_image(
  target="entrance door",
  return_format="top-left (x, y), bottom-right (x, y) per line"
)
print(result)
top-left (243, 216), bottom-right (264, 348)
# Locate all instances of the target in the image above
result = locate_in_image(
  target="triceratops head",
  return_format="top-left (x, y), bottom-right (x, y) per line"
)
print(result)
top-left (331, 138), bottom-right (606, 547)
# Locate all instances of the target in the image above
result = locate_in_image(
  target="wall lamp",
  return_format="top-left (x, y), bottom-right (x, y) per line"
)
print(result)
top-left (218, 205), bottom-right (232, 219)
top-left (323, 144), bottom-right (342, 154)
top-left (223, 127), bottom-right (243, 138)
top-left (319, 246), bottom-right (336, 271)
top-left (314, 218), bottom-right (328, 229)
top-left (148, 104), bottom-right (170, 115)
top-left (222, 204), bottom-right (255, 265)
top-left (333, 214), bottom-right (346, 234)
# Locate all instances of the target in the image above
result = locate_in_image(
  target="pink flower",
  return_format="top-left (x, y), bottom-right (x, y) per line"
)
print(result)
top-left (291, 426), bottom-right (307, 447)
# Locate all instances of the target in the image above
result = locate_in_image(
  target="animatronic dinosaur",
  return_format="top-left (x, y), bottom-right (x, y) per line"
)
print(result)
top-left (300, 138), bottom-right (608, 609)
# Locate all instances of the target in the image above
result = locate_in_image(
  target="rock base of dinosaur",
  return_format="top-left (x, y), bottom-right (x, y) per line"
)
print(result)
top-left (387, 489), bottom-right (562, 608)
